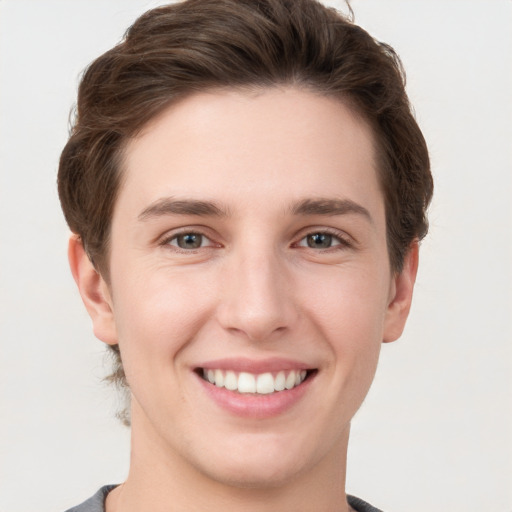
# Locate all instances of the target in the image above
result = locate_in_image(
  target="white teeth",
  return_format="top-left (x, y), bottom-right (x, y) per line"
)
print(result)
top-left (285, 371), bottom-right (296, 390)
top-left (274, 371), bottom-right (286, 391)
top-left (214, 369), bottom-right (224, 388)
top-left (238, 372), bottom-right (256, 393)
top-left (202, 368), bottom-right (308, 394)
top-left (256, 373), bottom-right (275, 394)
top-left (224, 370), bottom-right (238, 391)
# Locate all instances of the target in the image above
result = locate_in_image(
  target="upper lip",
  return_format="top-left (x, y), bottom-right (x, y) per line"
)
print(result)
top-left (196, 357), bottom-right (314, 374)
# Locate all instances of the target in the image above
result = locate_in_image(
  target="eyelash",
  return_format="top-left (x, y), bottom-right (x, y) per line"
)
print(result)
top-left (294, 228), bottom-right (353, 251)
top-left (160, 227), bottom-right (352, 253)
top-left (161, 230), bottom-right (217, 252)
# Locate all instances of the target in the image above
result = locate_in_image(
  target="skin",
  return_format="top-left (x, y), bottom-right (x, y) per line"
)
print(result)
top-left (69, 87), bottom-right (418, 512)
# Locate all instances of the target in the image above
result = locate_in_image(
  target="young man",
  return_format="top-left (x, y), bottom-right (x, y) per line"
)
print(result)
top-left (59, 0), bottom-right (432, 510)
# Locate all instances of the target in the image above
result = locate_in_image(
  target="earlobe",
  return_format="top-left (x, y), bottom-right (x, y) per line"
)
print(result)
top-left (68, 235), bottom-right (118, 345)
top-left (383, 241), bottom-right (419, 343)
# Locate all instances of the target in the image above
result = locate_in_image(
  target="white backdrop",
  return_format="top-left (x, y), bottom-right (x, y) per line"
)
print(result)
top-left (0, 1), bottom-right (511, 511)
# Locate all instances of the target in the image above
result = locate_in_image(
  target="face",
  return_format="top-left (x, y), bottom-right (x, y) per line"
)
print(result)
top-left (74, 87), bottom-right (416, 489)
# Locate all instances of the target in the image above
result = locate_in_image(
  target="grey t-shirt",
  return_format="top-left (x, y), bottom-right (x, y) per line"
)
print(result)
top-left (65, 485), bottom-right (383, 512)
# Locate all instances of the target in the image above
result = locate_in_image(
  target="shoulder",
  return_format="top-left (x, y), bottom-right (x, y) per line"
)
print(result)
top-left (64, 485), bottom-right (118, 512)
top-left (348, 494), bottom-right (384, 512)
top-left (63, 488), bottom-right (382, 512)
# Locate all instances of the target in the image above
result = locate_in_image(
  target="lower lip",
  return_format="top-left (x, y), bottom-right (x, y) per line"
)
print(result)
top-left (195, 372), bottom-right (315, 419)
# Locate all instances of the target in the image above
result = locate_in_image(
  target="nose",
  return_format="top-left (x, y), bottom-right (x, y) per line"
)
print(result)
top-left (217, 247), bottom-right (298, 343)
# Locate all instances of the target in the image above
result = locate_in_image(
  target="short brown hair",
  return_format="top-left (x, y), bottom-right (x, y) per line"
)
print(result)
top-left (58, 0), bottom-right (432, 408)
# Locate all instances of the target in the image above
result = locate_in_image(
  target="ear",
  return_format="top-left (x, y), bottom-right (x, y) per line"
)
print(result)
top-left (383, 241), bottom-right (419, 343)
top-left (68, 235), bottom-right (118, 345)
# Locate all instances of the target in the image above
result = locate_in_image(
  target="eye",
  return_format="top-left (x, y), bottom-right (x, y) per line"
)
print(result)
top-left (167, 232), bottom-right (213, 250)
top-left (296, 231), bottom-right (349, 249)
top-left (305, 233), bottom-right (334, 249)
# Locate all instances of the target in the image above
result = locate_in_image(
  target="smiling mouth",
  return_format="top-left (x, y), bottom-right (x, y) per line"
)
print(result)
top-left (197, 368), bottom-right (315, 395)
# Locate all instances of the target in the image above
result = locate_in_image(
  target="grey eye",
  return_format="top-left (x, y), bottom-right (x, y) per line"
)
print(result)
top-left (175, 233), bottom-right (204, 249)
top-left (306, 233), bottom-right (333, 248)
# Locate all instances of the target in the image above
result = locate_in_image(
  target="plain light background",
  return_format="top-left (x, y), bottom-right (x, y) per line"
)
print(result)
top-left (0, 1), bottom-right (511, 511)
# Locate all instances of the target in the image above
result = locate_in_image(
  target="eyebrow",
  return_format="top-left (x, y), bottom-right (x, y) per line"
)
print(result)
top-left (290, 198), bottom-right (372, 222)
top-left (138, 197), bottom-right (229, 220)
top-left (138, 196), bottom-right (372, 223)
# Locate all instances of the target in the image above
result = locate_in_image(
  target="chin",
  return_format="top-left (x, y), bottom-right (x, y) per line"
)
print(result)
top-left (188, 433), bottom-right (321, 490)
top-left (202, 459), bottom-right (305, 490)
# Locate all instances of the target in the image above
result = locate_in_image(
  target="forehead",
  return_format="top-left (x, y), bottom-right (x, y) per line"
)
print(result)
top-left (116, 87), bottom-right (382, 221)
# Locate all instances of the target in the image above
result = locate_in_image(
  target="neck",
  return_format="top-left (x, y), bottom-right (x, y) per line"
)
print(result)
top-left (107, 400), bottom-right (353, 512)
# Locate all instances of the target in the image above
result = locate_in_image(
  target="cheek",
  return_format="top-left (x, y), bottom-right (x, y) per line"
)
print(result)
top-left (301, 266), bottom-right (388, 393)
top-left (321, 294), bottom-right (383, 384)
top-left (110, 268), bottom-right (216, 378)
top-left (301, 263), bottom-right (389, 341)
